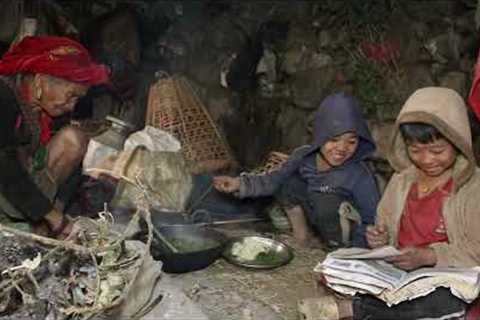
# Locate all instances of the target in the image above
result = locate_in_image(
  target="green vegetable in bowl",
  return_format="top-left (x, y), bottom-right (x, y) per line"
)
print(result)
top-left (168, 238), bottom-right (219, 253)
top-left (254, 250), bottom-right (284, 265)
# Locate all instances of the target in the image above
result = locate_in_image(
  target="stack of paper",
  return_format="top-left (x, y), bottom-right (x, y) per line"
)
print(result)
top-left (315, 246), bottom-right (480, 306)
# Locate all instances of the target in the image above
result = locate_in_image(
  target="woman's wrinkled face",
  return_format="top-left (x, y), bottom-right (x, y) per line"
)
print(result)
top-left (36, 75), bottom-right (89, 117)
top-left (320, 132), bottom-right (359, 167)
top-left (406, 138), bottom-right (457, 177)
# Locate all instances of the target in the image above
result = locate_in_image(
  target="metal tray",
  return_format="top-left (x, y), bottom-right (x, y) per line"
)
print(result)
top-left (222, 236), bottom-right (294, 269)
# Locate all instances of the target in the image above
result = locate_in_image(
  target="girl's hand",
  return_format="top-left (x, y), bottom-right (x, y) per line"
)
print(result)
top-left (366, 224), bottom-right (389, 248)
top-left (213, 176), bottom-right (241, 193)
top-left (386, 247), bottom-right (437, 270)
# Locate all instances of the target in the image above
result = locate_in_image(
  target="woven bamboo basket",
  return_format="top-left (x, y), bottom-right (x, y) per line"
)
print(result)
top-left (247, 151), bottom-right (290, 175)
top-left (146, 75), bottom-right (237, 174)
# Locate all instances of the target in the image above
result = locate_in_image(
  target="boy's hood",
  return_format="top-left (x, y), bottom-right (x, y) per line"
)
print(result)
top-left (389, 87), bottom-right (475, 190)
top-left (313, 93), bottom-right (375, 163)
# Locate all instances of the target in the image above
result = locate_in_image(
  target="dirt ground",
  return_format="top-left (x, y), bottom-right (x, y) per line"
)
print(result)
top-left (0, 210), bottom-right (328, 320)
top-left (165, 224), bottom-right (328, 320)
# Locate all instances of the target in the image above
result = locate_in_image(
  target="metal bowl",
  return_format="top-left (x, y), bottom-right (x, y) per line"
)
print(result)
top-left (222, 236), bottom-right (294, 269)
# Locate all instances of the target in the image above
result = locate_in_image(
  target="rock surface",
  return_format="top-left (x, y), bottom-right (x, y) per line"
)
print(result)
top-left (2, 1), bottom-right (479, 168)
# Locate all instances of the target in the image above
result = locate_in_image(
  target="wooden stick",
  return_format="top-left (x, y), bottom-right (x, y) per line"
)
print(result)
top-left (0, 223), bottom-right (90, 255)
top-left (151, 225), bottom-right (178, 253)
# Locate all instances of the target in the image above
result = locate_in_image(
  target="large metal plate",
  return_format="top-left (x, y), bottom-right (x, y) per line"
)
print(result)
top-left (222, 236), bottom-right (294, 269)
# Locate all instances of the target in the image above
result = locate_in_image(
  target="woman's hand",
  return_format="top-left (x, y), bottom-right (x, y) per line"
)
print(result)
top-left (366, 224), bottom-right (389, 248)
top-left (386, 247), bottom-right (437, 271)
top-left (43, 208), bottom-right (74, 240)
top-left (213, 176), bottom-right (241, 193)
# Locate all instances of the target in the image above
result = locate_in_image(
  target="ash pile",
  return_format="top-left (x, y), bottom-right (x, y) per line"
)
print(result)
top-left (0, 210), bottom-right (161, 320)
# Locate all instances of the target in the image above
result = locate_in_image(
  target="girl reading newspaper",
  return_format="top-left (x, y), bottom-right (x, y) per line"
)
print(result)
top-left (299, 87), bottom-right (480, 319)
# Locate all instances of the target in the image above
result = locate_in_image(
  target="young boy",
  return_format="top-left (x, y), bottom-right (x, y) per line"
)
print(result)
top-left (214, 92), bottom-right (380, 249)
top-left (301, 87), bottom-right (480, 319)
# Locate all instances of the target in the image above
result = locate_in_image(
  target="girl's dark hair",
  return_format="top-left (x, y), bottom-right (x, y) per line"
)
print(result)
top-left (399, 122), bottom-right (444, 144)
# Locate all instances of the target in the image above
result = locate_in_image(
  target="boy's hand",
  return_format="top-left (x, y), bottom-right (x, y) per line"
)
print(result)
top-left (385, 247), bottom-right (437, 270)
top-left (366, 224), bottom-right (389, 248)
top-left (213, 176), bottom-right (241, 193)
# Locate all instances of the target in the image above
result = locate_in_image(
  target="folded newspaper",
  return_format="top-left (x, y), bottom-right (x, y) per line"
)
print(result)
top-left (314, 246), bottom-right (480, 306)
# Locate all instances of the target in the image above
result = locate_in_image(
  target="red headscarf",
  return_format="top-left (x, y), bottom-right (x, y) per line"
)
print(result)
top-left (0, 35), bottom-right (110, 85)
top-left (2, 36), bottom-right (110, 146)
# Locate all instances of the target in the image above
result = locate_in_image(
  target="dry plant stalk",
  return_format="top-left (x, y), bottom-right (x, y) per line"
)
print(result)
top-left (0, 204), bottom-right (154, 320)
top-left (0, 223), bottom-right (91, 255)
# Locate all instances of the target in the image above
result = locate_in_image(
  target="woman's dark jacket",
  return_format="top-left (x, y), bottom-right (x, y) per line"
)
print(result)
top-left (0, 79), bottom-right (52, 222)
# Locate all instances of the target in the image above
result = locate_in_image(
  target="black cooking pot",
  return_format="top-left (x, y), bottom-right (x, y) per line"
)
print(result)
top-left (149, 224), bottom-right (227, 274)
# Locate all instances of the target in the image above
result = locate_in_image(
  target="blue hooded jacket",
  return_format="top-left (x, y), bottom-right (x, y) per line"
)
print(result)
top-left (238, 92), bottom-right (380, 247)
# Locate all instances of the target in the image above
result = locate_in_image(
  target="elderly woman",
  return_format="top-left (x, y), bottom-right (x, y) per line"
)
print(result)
top-left (0, 36), bottom-right (109, 239)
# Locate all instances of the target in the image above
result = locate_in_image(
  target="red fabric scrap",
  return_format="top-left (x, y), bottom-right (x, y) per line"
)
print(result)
top-left (359, 40), bottom-right (400, 64)
top-left (468, 49), bottom-right (480, 121)
top-left (467, 299), bottom-right (480, 320)
top-left (39, 112), bottom-right (52, 145)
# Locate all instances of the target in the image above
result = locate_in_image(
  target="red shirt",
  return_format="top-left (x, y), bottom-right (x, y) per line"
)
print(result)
top-left (397, 179), bottom-right (452, 248)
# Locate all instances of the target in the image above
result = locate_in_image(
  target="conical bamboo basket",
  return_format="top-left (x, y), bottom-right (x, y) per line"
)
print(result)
top-left (146, 74), bottom-right (237, 173)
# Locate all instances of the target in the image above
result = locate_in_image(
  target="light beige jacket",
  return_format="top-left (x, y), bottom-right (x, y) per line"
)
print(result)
top-left (377, 87), bottom-right (480, 267)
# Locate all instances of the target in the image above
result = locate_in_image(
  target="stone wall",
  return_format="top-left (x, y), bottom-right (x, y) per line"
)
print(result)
top-left (2, 0), bottom-right (478, 165)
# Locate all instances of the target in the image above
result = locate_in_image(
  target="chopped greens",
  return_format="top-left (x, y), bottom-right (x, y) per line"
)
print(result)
top-left (254, 251), bottom-right (284, 265)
